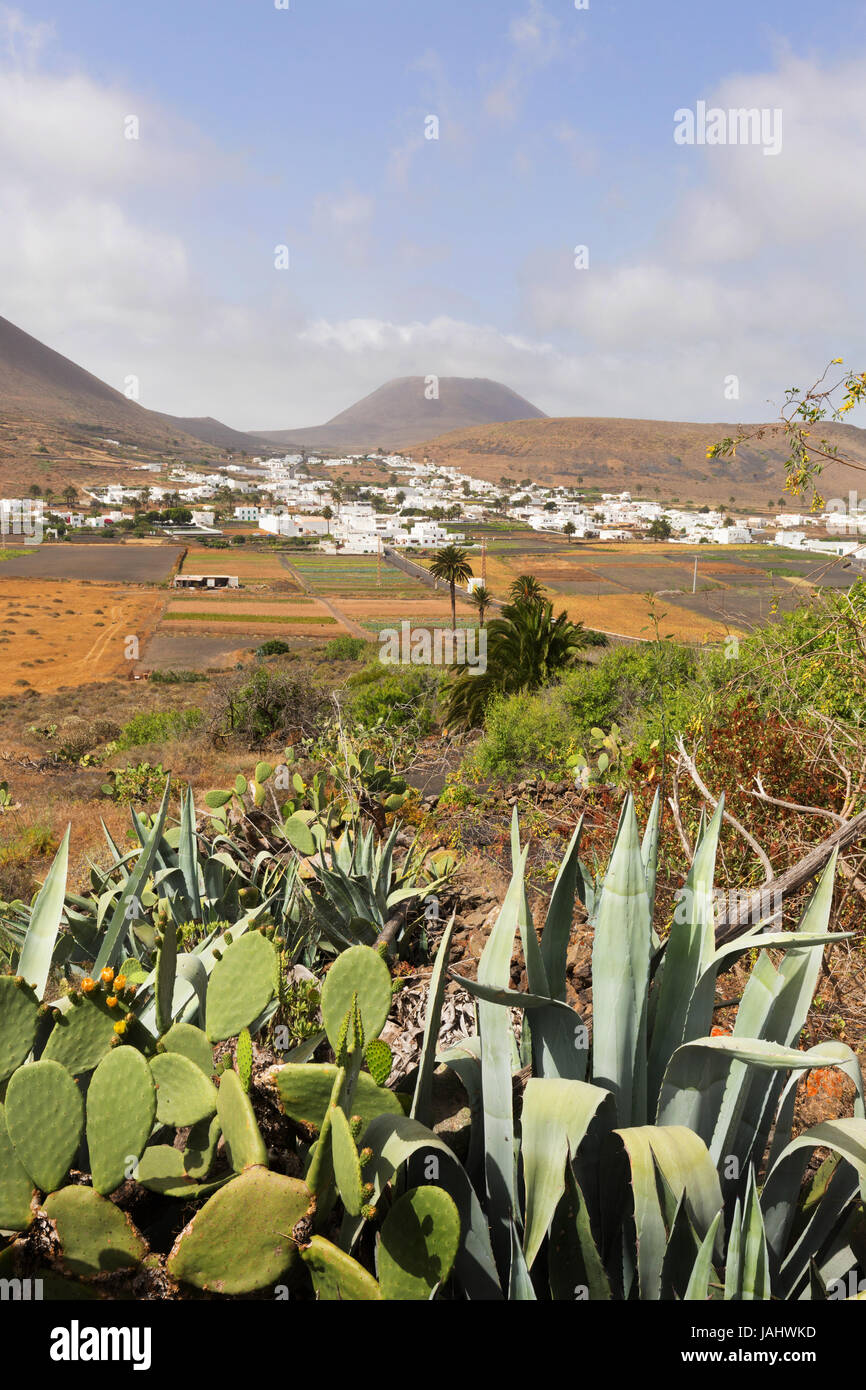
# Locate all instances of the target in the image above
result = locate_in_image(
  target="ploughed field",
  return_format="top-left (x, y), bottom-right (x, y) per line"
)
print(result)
top-left (0, 541), bottom-right (183, 582)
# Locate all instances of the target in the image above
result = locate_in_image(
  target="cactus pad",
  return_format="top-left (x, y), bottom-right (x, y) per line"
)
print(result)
top-left (320, 945), bottom-right (392, 1050)
top-left (236, 1028), bottom-right (253, 1091)
top-left (217, 1069), bottom-right (267, 1170)
top-left (150, 1051), bottom-right (218, 1127)
top-left (377, 1186), bottom-right (461, 1300)
top-left (135, 1143), bottom-right (228, 1199)
top-left (183, 1114), bottom-right (222, 1180)
top-left (330, 1105), bottom-right (363, 1216)
top-left (155, 921), bottom-right (178, 1035)
top-left (205, 931), bottom-right (277, 1042)
top-left (271, 1063), bottom-right (403, 1131)
top-left (160, 1021), bottom-right (214, 1075)
top-left (43, 1186), bottom-right (147, 1277)
top-left (167, 1166), bottom-right (312, 1293)
top-left (41, 994), bottom-right (118, 1075)
top-left (365, 1038), bottom-right (393, 1087)
top-left (300, 1235), bottom-right (382, 1300)
top-left (0, 1102), bottom-right (36, 1231)
top-left (5, 1059), bottom-right (84, 1193)
top-left (0, 976), bottom-right (40, 1084)
top-left (86, 1046), bottom-right (156, 1195)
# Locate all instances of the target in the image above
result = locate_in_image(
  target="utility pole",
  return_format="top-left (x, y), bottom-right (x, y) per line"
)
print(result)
top-left (377, 537), bottom-right (382, 588)
top-left (693, 555), bottom-right (698, 594)
top-left (482, 534), bottom-right (487, 586)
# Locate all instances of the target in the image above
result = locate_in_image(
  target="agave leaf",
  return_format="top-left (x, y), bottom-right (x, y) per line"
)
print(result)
top-left (682, 1209), bottom-right (723, 1301)
top-left (646, 799), bottom-right (723, 1113)
top-left (658, 1036), bottom-right (865, 1170)
top-left (94, 779), bottom-right (172, 974)
top-left (539, 817), bottom-right (584, 995)
top-left (507, 1220), bottom-right (537, 1300)
top-left (762, 1118), bottom-right (866, 1288)
top-left (476, 845), bottom-right (529, 1276)
top-left (17, 826), bottom-right (70, 999)
top-left (548, 1163), bottom-right (612, 1301)
top-left (178, 787), bottom-right (202, 922)
top-left (724, 1196), bottom-right (743, 1299)
top-left (613, 1124), bottom-right (723, 1301)
top-left (640, 788), bottom-right (661, 935)
top-left (410, 913), bottom-right (456, 1126)
top-left (591, 795), bottom-right (651, 1126)
top-left (521, 1077), bottom-right (610, 1269)
top-left (740, 1166), bottom-right (771, 1300)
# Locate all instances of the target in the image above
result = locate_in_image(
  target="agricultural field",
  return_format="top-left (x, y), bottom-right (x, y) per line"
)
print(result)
top-left (0, 540), bottom-right (183, 583)
top-left (286, 553), bottom-right (455, 634)
top-left (0, 578), bottom-right (163, 695)
top-left (288, 554), bottom-right (427, 599)
top-left (413, 534), bottom-right (855, 642)
top-left (179, 547), bottom-right (301, 584)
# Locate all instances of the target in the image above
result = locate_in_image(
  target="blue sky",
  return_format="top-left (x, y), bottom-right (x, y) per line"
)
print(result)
top-left (2, 0), bottom-right (866, 429)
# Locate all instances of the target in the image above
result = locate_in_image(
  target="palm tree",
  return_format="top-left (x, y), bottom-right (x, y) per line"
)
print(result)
top-left (445, 598), bottom-right (590, 727)
top-left (564, 521), bottom-right (576, 544)
top-left (28, 484), bottom-right (41, 499)
top-left (63, 485), bottom-right (77, 509)
top-left (322, 506), bottom-right (333, 535)
top-left (429, 544), bottom-right (473, 632)
top-left (469, 584), bottom-right (493, 626)
top-left (508, 573), bottom-right (545, 606)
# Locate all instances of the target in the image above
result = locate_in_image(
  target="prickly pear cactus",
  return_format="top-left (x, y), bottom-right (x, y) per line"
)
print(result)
top-left (270, 1063), bottom-right (403, 1131)
top-left (43, 1186), bottom-right (148, 1278)
top-left (205, 931), bottom-right (277, 1042)
top-left (154, 921), bottom-right (178, 1035)
top-left (320, 945), bottom-right (392, 1049)
top-left (216, 1069), bottom-right (267, 1171)
top-left (183, 1113), bottom-right (222, 1180)
top-left (5, 1059), bottom-right (84, 1193)
top-left (330, 1105), bottom-right (364, 1216)
top-left (377, 1186), bottom-right (461, 1300)
top-left (167, 1166), bottom-right (312, 1294)
top-left (0, 975), bottom-right (40, 1084)
top-left (160, 1021), bottom-right (214, 1076)
top-left (0, 1102), bottom-right (36, 1231)
top-left (150, 1050), bottom-right (218, 1127)
top-left (300, 1235), bottom-right (382, 1300)
top-left (86, 1046), bottom-right (156, 1195)
top-left (40, 993), bottom-right (117, 1074)
top-left (236, 1027), bottom-right (253, 1092)
top-left (364, 1038), bottom-right (393, 1087)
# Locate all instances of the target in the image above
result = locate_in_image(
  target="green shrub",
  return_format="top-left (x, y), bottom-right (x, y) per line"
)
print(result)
top-left (465, 688), bottom-right (574, 781)
top-left (324, 636), bottom-right (369, 662)
top-left (256, 639), bottom-right (292, 657)
top-left (344, 662), bottom-right (439, 734)
top-left (115, 708), bottom-right (204, 750)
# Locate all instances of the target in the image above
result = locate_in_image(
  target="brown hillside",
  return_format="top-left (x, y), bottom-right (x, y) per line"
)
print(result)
top-left (415, 416), bottom-right (866, 507)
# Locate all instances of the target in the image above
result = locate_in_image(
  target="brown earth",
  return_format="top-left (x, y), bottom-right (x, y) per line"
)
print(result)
top-left (416, 415), bottom-right (866, 507)
top-left (0, 579), bottom-right (164, 694)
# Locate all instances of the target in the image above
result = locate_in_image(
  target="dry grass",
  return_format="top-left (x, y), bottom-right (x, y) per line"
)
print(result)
top-left (0, 579), bottom-right (164, 694)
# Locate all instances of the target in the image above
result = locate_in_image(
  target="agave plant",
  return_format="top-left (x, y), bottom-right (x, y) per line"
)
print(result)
top-left (304, 819), bottom-right (451, 957)
top-left (341, 792), bottom-right (865, 1299)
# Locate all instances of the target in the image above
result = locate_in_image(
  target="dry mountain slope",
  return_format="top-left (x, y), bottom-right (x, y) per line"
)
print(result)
top-left (258, 375), bottom-right (546, 452)
top-left (416, 415), bottom-right (866, 506)
top-left (0, 314), bottom-right (268, 458)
